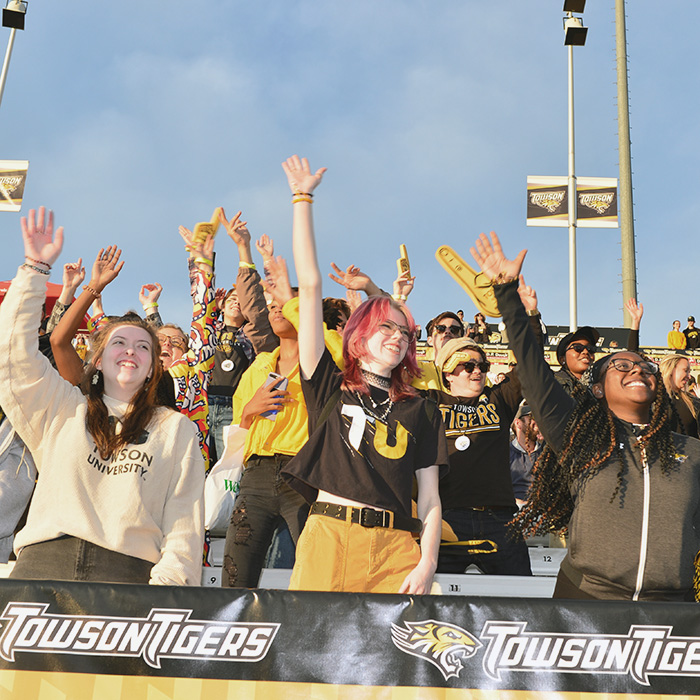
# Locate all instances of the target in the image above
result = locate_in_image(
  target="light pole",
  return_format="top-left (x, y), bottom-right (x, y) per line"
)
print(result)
top-left (563, 0), bottom-right (587, 331)
top-left (0, 1), bottom-right (27, 111)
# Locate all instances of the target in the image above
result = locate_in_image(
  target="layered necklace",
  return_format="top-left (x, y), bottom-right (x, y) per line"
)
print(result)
top-left (358, 369), bottom-right (393, 422)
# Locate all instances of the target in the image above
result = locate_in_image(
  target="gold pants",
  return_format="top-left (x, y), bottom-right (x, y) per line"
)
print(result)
top-left (289, 513), bottom-right (420, 593)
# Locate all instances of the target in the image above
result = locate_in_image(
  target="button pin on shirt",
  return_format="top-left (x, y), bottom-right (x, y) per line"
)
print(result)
top-left (455, 435), bottom-right (471, 451)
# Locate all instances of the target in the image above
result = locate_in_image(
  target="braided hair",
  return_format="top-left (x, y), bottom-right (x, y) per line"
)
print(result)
top-left (513, 356), bottom-right (677, 538)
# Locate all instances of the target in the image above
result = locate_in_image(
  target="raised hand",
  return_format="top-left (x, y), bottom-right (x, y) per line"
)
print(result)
top-left (21, 206), bottom-right (64, 268)
top-left (89, 246), bottom-right (124, 292)
top-left (265, 255), bottom-right (294, 306)
top-left (219, 209), bottom-right (250, 248)
top-left (346, 289), bottom-right (362, 313)
top-left (329, 262), bottom-right (372, 292)
top-left (281, 155), bottom-right (326, 195)
top-left (214, 287), bottom-right (227, 311)
top-left (624, 298), bottom-right (644, 330)
top-left (62, 259), bottom-right (85, 292)
top-left (393, 270), bottom-right (416, 300)
top-left (517, 275), bottom-right (538, 312)
top-left (139, 283), bottom-right (163, 307)
top-left (255, 234), bottom-right (274, 262)
top-left (470, 231), bottom-right (526, 283)
top-left (179, 225), bottom-right (215, 267)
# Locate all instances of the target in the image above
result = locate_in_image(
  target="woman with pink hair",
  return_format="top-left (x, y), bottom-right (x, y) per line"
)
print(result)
top-left (280, 156), bottom-right (447, 594)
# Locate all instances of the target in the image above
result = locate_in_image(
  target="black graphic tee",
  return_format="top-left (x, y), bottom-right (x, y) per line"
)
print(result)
top-left (282, 349), bottom-right (448, 518)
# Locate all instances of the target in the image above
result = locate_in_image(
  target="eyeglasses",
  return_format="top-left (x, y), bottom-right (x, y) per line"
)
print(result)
top-left (567, 342), bottom-right (595, 356)
top-left (378, 320), bottom-right (415, 342)
top-left (459, 360), bottom-right (491, 374)
top-left (607, 358), bottom-right (659, 375)
top-left (158, 334), bottom-right (186, 350)
top-left (434, 323), bottom-right (464, 337)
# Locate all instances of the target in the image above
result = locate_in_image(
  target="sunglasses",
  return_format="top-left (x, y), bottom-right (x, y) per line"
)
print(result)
top-left (158, 335), bottom-right (186, 350)
top-left (607, 358), bottom-right (659, 375)
top-left (377, 320), bottom-right (415, 342)
top-left (434, 323), bottom-right (464, 336)
top-left (459, 360), bottom-right (491, 373)
top-left (567, 342), bottom-right (595, 355)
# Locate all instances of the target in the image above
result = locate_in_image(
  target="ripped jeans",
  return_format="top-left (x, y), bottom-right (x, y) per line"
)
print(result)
top-left (222, 454), bottom-right (308, 588)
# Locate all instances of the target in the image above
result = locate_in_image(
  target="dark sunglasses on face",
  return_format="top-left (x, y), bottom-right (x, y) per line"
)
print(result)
top-left (607, 358), bottom-right (659, 375)
top-left (435, 323), bottom-right (464, 336)
top-left (460, 360), bottom-right (491, 374)
top-left (378, 320), bottom-right (415, 342)
top-left (567, 342), bottom-right (595, 355)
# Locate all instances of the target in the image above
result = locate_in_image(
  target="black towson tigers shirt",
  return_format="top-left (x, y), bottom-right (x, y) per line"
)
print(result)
top-left (282, 349), bottom-right (448, 519)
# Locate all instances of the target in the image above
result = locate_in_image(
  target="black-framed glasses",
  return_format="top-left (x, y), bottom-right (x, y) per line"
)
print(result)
top-left (435, 323), bottom-right (464, 337)
top-left (378, 320), bottom-right (415, 342)
top-left (460, 360), bottom-right (490, 373)
top-left (607, 358), bottom-right (659, 375)
top-left (567, 342), bottom-right (595, 356)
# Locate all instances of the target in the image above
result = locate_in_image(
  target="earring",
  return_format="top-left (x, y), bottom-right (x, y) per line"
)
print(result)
top-left (91, 370), bottom-right (101, 386)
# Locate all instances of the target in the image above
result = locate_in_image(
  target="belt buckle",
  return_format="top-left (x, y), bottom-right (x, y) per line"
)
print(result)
top-left (359, 507), bottom-right (377, 528)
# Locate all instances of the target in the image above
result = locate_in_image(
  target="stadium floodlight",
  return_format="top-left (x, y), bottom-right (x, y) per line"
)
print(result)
top-left (563, 0), bottom-right (586, 13)
top-left (2, 1), bottom-right (27, 30)
top-left (564, 16), bottom-right (588, 46)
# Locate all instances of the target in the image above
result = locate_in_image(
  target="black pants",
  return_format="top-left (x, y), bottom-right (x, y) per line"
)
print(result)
top-left (10, 536), bottom-right (153, 584)
top-left (222, 455), bottom-right (309, 588)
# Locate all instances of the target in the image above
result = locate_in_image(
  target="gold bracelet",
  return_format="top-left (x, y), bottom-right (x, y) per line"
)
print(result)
top-left (494, 272), bottom-right (517, 285)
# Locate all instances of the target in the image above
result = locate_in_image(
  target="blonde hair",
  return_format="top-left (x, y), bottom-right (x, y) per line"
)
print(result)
top-left (660, 354), bottom-right (697, 419)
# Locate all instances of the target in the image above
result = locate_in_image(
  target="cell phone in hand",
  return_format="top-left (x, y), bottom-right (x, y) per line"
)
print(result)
top-left (261, 372), bottom-right (288, 420)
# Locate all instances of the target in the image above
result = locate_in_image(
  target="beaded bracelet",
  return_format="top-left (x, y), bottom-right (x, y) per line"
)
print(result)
top-left (22, 263), bottom-right (50, 275)
top-left (25, 256), bottom-right (51, 270)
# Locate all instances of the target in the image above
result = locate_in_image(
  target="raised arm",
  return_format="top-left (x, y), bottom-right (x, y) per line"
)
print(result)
top-left (328, 262), bottom-right (384, 298)
top-left (46, 259), bottom-right (85, 333)
top-left (624, 298), bottom-right (642, 353)
top-left (51, 246), bottom-right (124, 385)
top-left (282, 155), bottom-right (327, 379)
top-left (471, 231), bottom-right (573, 453)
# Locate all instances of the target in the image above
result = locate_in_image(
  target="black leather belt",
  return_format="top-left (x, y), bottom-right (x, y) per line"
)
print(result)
top-left (310, 501), bottom-right (422, 533)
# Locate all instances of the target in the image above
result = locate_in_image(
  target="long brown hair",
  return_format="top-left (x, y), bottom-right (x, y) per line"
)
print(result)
top-left (80, 317), bottom-right (163, 459)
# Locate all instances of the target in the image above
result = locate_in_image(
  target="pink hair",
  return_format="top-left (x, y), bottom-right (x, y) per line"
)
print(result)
top-left (341, 296), bottom-right (420, 401)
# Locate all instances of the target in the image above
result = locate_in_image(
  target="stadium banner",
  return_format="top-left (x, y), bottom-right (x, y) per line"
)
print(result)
top-left (527, 175), bottom-right (618, 228)
top-left (0, 161), bottom-right (28, 212)
top-left (0, 580), bottom-right (698, 698)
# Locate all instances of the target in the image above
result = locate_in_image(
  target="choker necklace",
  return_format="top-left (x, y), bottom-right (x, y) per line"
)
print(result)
top-left (361, 369), bottom-right (391, 390)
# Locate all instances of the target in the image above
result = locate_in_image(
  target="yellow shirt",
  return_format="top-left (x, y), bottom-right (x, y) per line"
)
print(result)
top-left (232, 348), bottom-right (309, 462)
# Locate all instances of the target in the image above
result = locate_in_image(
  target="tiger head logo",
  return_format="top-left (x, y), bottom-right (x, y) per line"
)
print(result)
top-left (391, 619), bottom-right (482, 680)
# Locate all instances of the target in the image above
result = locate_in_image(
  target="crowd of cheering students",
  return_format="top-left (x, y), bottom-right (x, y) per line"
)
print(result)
top-left (0, 157), bottom-right (698, 601)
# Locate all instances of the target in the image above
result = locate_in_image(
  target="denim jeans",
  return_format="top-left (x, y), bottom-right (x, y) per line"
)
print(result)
top-left (208, 394), bottom-right (233, 465)
top-left (10, 536), bottom-right (153, 583)
top-left (222, 455), bottom-right (309, 588)
top-left (438, 507), bottom-right (532, 576)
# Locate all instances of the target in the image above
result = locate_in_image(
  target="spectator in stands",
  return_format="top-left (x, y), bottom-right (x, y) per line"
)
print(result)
top-left (0, 207), bottom-right (204, 585)
top-left (509, 402), bottom-right (544, 508)
top-left (467, 312), bottom-right (490, 344)
top-left (280, 155), bottom-right (447, 594)
top-left (472, 229), bottom-right (700, 601)
top-left (428, 285), bottom-right (541, 577)
top-left (684, 316), bottom-right (700, 350)
top-left (668, 320), bottom-right (687, 350)
top-left (660, 355), bottom-right (700, 439)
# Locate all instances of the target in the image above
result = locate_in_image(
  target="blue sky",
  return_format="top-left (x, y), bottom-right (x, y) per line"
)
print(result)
top-left (0, 1), bottom-right (696, 346)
